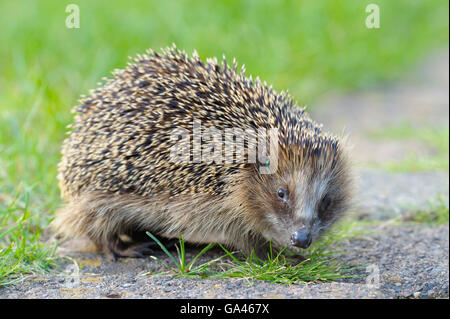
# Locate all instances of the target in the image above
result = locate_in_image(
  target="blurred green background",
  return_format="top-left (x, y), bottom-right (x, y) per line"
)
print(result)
top-left (0, 0), bottom-right (448, 284)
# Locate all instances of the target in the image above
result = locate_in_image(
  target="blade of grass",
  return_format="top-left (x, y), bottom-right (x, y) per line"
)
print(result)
top-left (186, 243), bottom-right (216, 271)
top-left (146, 232), bottom-right (180, 269)
top-left (178, 235), bottom-right (186, 273)
top-left (217, 243), bottom-right (244, 265)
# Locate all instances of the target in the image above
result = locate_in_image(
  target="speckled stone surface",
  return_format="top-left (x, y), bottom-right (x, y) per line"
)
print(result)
top-left (0, 223), bottom-right (447, 299)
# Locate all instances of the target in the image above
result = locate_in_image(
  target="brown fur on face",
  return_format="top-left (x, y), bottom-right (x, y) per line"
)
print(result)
top-left (234, 143), bottom-right (352, 250)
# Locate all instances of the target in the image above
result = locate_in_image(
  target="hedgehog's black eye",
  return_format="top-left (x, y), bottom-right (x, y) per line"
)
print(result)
top-left (277, 188), bottom-right (287, 200)
top-left (319, 196), bottom-right (332, 215)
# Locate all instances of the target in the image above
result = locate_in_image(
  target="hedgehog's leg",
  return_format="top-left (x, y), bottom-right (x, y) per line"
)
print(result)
top-left (235, 232), bottom-right (272, 260)
top-left (107, 231), bottom-right (178, 260)
top-left (51, 192), bottom-right (174, 260)
top-left (104, 233), bottom-right (156, 260)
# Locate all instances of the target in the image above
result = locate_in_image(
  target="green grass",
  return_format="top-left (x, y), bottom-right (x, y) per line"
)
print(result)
top-left (367, 124), bottom-right (449, 171)
top-left (213, 243), bottom-right (356, 284)
top-left (0, 188), bottom-right (58, 287)
top-left (146, 232), bottom-right (220, 276)
top-left (401, 195), bottom-right (449, 225)
top-left (145, 220), bottom-right (364, 284)
top-left (0, 1), bottom-right (448, 285)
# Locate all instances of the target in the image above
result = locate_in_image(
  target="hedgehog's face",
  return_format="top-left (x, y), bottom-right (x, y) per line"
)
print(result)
top-left (251, 157), bottom-right (351, 251)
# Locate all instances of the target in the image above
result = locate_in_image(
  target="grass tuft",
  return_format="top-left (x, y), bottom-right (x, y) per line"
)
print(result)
top-left (146, 232), bottom-right (220, 277)
top-left (0, 188), bottom-right (58, 287)
top-left (401, 195), bottom-right (449, 225)
top-left (214, 243), bottom-right (357, 284)
top-left (146, 221), bottom-right (362, 284)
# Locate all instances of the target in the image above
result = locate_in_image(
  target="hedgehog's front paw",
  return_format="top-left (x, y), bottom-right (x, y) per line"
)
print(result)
top-left (110, 241), bottom-right (157, 260)
top-left (104, 233), bottom-right (178, 261)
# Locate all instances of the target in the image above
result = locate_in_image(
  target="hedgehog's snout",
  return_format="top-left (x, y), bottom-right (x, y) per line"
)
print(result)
top-left (290, 229), bottom-right (312, 249)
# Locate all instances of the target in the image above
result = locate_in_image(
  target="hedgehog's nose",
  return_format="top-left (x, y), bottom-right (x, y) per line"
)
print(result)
top-left (290, 230), bottom-right (312, 248)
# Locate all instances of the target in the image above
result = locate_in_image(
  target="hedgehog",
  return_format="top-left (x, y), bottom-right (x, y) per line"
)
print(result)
top-left (52, 45), bottom-right (352, 259)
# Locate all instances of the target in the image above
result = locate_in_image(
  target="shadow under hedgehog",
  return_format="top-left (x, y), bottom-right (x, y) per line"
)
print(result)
top-left (52, 45), bottom-right (353, 260)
